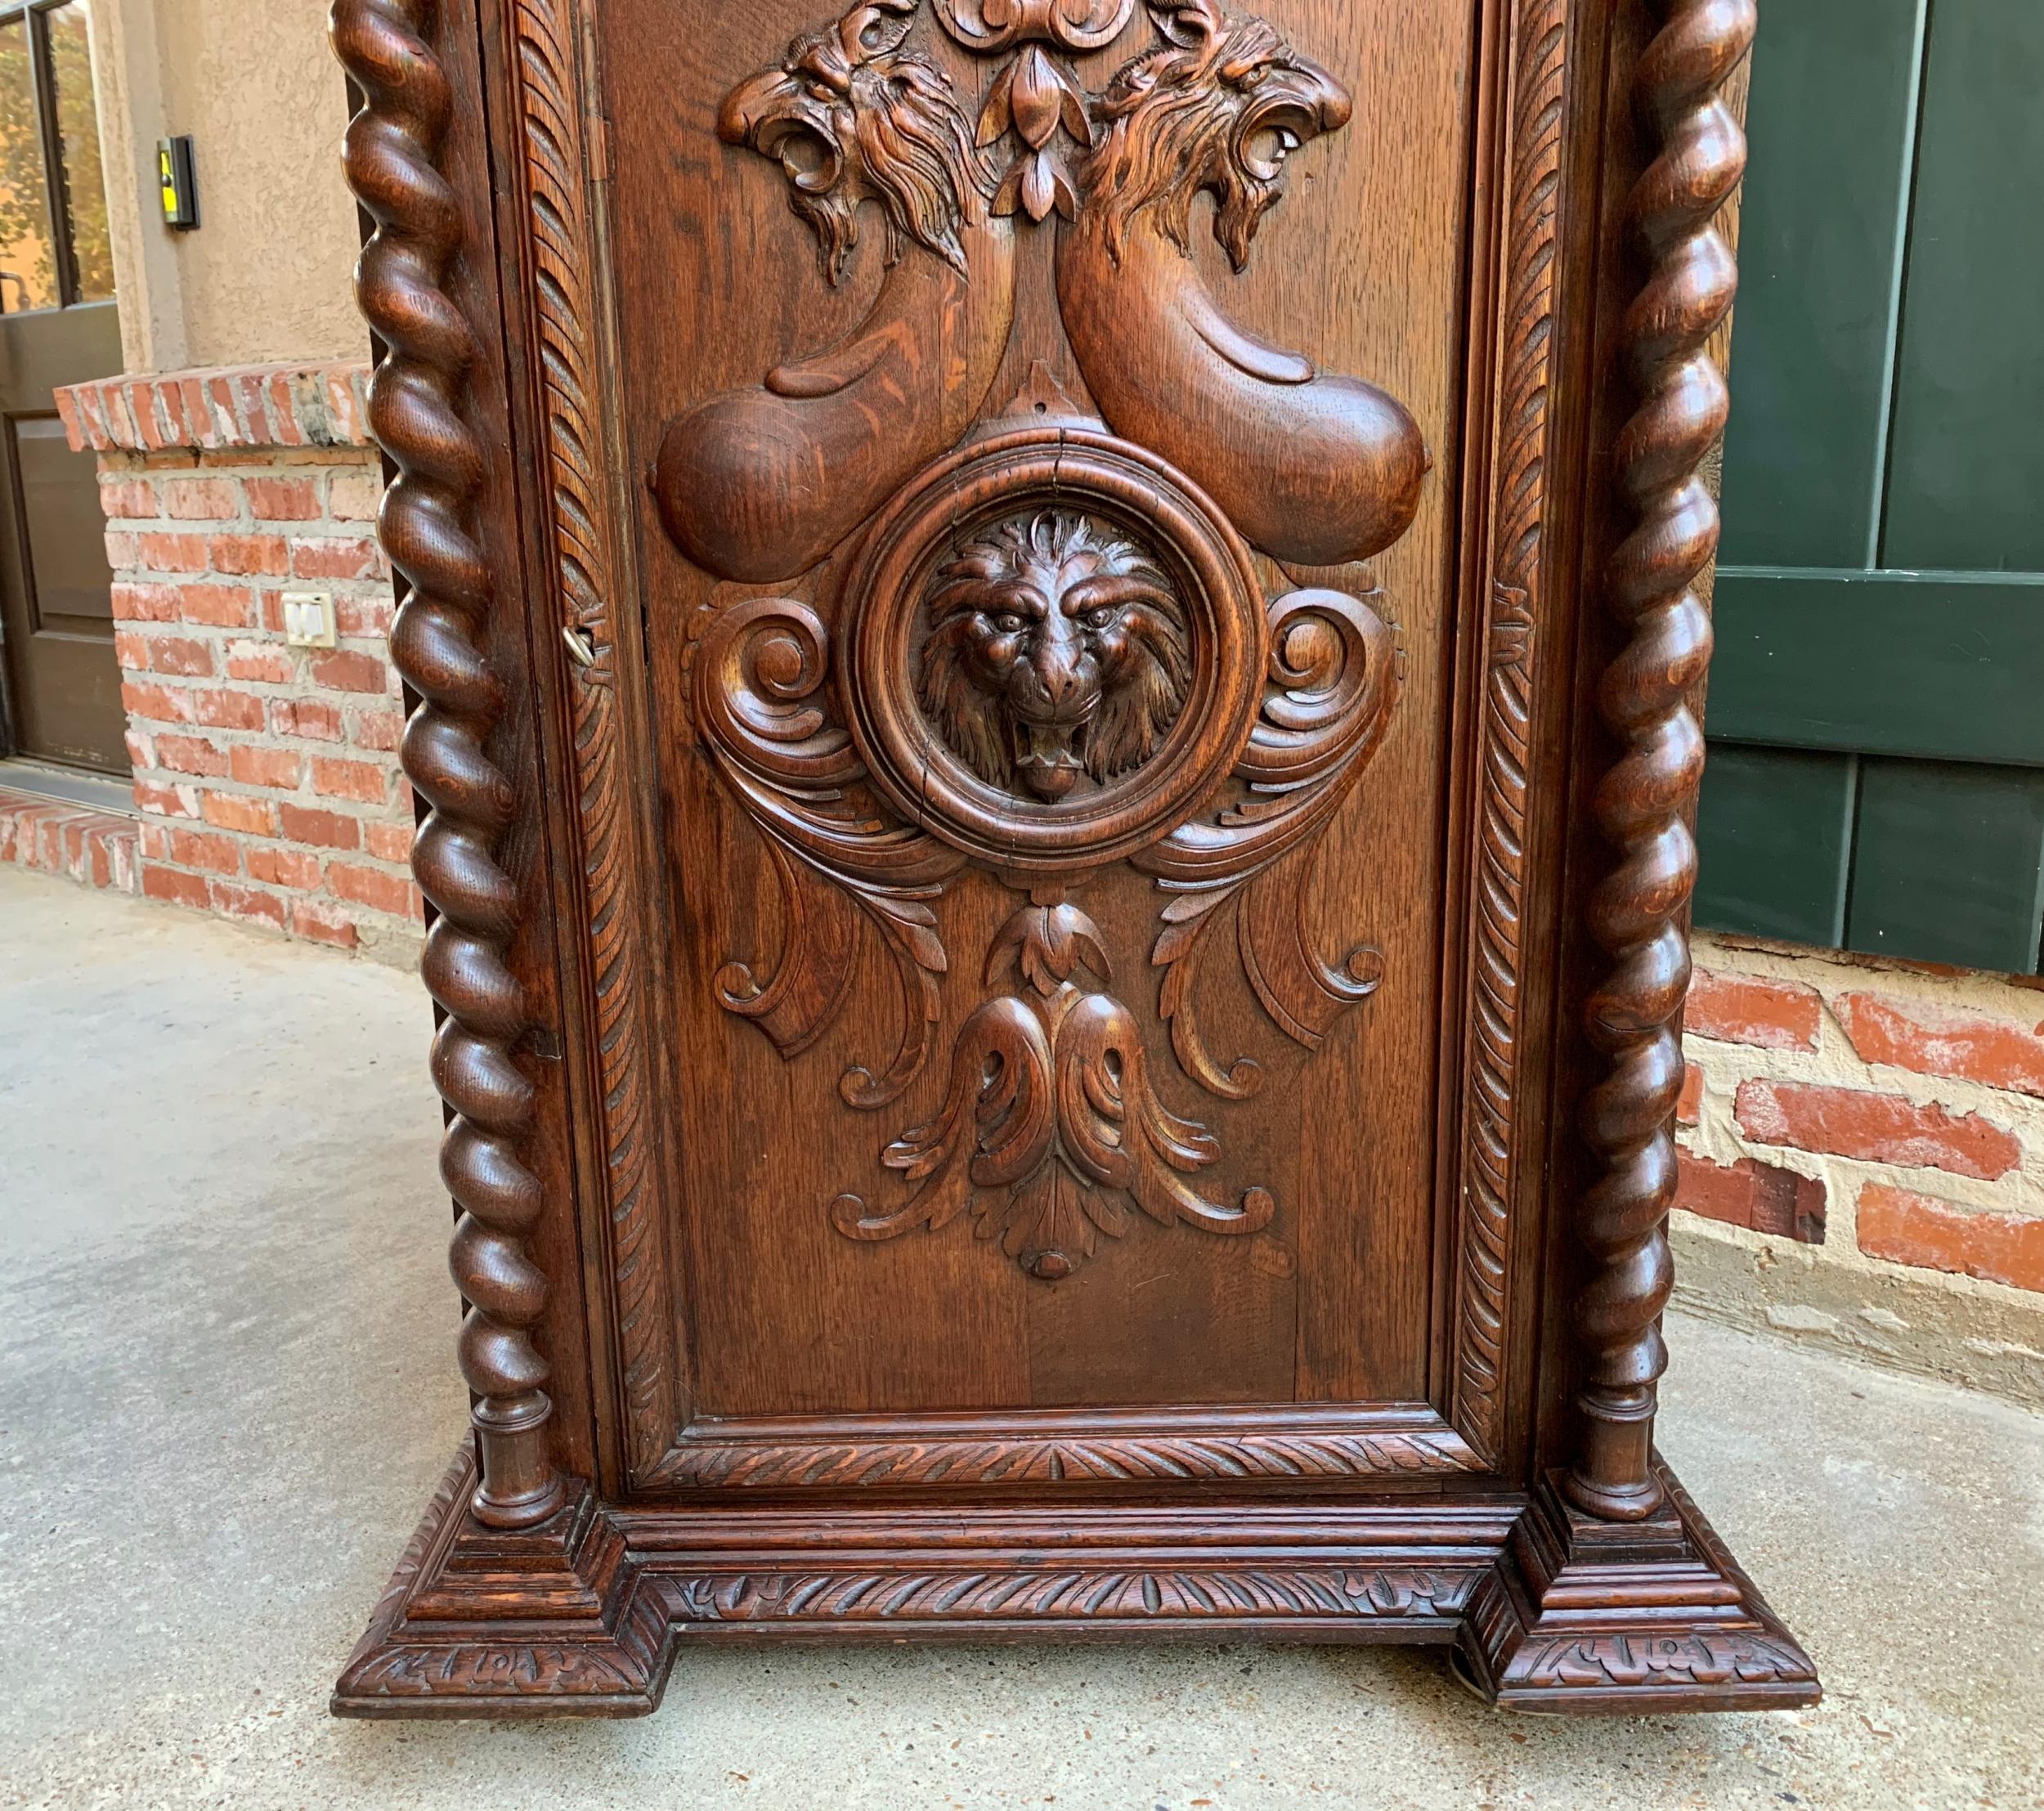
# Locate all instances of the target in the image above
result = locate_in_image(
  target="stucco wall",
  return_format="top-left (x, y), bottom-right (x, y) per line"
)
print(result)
top-left (89, 0), bottom-right (361, 371)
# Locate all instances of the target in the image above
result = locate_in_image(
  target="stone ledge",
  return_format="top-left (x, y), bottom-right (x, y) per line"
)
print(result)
top-left (1670, 1218), bottom-right (2044, 1411)
top-left (56, 360), bottom-right (373, 455)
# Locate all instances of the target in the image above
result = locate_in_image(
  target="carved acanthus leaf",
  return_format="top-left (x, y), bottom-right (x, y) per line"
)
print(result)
top-left (1137, 587), bottom-right (1399, 1096)
top-left (655, 1418), bottom-right (1481, 1487)
top-left (1503, 1632), bottom-right (1818, 1693)
top-left (670, 1565), bottom-right (1477, 1623)
top-left (696, 597), bottom-right (964, 1107)
top-left (833, 899), bottom-right (1274, 1277)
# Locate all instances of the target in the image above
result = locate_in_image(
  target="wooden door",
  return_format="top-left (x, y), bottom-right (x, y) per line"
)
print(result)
top-left (1697, 0), bottom-right (2044, 975)
top-left (0, 0), bottom-right (123, 774)
top-left (0, 298), bottom-right (122, 770)
top-left (598, 0), bottom-right (1482, 1465)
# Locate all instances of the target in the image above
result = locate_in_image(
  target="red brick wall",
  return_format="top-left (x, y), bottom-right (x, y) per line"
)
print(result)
top-left (1679, 935), bottom-right (2044, 1300)
top-left (56, 361), bottom-right (420, 959)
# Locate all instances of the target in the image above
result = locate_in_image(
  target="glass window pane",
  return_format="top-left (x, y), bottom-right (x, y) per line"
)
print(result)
top-left (0, 15), bottom-right (57, 313)
top-left (49, 2), bottom-right (113, 303)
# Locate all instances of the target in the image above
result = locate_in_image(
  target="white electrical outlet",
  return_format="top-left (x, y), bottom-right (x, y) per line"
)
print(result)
top-left (282, 590), bottom-right (337, 650)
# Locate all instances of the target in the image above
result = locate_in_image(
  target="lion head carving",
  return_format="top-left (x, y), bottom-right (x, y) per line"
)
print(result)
top-left (720, 0), bottom-right (992, 284)
top-left (1086, 0), bottom-right (1352, 269)
top-left (917, 512), bottom-right (1192, 803)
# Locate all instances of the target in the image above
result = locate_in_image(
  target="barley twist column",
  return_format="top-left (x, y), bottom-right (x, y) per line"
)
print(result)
top-left (332, 0), bottom-right (566, 1528)
top-left (1563, 0), bottom-right (1754, 1521)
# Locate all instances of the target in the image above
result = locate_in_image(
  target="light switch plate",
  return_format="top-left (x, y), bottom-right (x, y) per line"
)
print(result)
top-left (282, 590), bottom-right (337, 650)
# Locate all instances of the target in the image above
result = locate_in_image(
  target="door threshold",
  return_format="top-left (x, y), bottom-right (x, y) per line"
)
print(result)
top-left (0, 758), bottom-right (136, 816)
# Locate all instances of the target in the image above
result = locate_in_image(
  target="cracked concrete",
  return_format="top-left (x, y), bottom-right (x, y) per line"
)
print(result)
top-left (2, 867), bottom-right (2041, 1809)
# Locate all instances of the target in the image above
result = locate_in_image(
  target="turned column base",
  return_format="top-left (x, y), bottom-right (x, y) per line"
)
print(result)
top-left (1461, 1454), bottom-right (1819, 1714)
top-left (332, 1441), bottom-right (665, 1718)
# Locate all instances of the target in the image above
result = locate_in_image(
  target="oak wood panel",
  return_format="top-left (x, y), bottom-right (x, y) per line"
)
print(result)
top-left (600, 0), bottom-right (1474, 1423)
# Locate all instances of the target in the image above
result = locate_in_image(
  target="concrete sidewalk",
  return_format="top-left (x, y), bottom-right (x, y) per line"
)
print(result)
top-left (2, 866), bottom-right (2039, 1810)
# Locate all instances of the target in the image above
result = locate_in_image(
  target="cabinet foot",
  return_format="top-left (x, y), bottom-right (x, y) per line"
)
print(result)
top-left (1461, 1454), bottom-right (1820, 1714)
top-left (332, 1441), bottom-right (664, 1719)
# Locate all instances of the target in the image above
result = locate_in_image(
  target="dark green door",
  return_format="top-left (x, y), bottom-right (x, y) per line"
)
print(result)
top-left (1698, 0), bottom-right (2044, 975)
top-left (0, 0), bottom-right (123, 773)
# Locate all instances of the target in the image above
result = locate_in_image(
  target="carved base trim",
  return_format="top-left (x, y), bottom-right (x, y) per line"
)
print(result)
top-left (334, 1443), bottom-right (1816, 1718)
top-left (1460, 1455), bottom-right (1821, 1714)
top-left (648, 1401), bottom-right (1483, 1490)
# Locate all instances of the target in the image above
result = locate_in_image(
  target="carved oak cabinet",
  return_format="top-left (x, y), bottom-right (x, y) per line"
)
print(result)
top-left (329, 0), bottom-right (1818, 1715)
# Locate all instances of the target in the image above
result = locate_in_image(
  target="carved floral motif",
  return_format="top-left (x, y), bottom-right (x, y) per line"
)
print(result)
top-left (935, 0), bottom-right (1124, 222)
top-left (979, 44), bottom-right (1096, 220)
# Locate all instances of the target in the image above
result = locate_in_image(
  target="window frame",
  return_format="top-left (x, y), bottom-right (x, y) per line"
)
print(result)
top-left (0, 0), bottom-right (97, 313)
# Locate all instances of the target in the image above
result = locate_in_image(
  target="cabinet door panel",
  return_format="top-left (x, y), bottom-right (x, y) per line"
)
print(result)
top-left (599, 0), bottom-right (1477, 1427)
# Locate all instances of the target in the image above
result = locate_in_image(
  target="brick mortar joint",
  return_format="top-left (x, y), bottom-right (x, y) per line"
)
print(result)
top-left (1675, 935), bottom-right (2044, 1302)
top-left (1685, 936), bottom-right (2044, 1141)
top-left (1684, 1038), bottom-right (2044, 1157)
top-left (1680, 1097), bottom-right (2044, 1240)
top-left (135, 864), bottom-right (419, 914)
top-left (1695, 928), bottom-right (2044, 1017)
top-left (133, 854), bottom-right (423, 926)
top-left (129, 875), bottom-right (424, 952)
top-left (1681, 1023), bottom-right (2044, 1204)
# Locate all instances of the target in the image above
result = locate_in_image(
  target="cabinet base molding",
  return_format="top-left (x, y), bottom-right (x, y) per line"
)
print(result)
top-left (332, 1440), bottom-right (1814, 1719)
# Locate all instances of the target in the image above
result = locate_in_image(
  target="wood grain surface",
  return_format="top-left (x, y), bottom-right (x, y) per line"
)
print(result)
top-left (603, 0), bottom-right (1474, 1422)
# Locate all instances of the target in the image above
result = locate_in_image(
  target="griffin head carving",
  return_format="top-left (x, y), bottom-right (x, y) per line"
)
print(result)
top-left (720, 0), bottom-right (990, 283)
top-left (917, 512), bottom-right (1191, 803)
top-left (1086, 0), bottom-right (1353, 269)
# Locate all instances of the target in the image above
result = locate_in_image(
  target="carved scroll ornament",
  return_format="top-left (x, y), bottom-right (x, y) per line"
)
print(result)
top-left (932, 0), bottom-right (1138, 52)
top-left (666, 0), bottom-right (1428, 1278)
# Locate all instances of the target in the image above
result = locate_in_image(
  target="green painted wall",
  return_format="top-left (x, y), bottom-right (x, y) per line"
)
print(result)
top-left (1699, 0), bottom-right (2044, 975)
